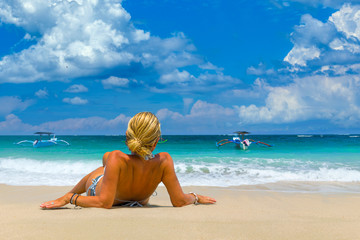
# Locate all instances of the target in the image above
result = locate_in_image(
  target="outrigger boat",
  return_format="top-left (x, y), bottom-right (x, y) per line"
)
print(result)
top-left (216, 131), bottom-right (272, 150)
top-left (16, 132), bottom-right (70, 148)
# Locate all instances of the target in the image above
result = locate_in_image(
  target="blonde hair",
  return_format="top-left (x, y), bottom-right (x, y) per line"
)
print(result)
top-left (126, 112), bottom-right (161, 159)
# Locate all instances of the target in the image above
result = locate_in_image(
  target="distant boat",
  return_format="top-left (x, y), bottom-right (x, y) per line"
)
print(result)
top-left (216, 131), bottom-right (272, 150)
top-left (297, 135), bottom-right (313, 138)
top-left (16, 132), bottom-right (70, 148)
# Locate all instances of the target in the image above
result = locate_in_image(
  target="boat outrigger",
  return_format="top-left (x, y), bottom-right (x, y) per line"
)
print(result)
top-left (158, 138), bottom-right (168, 144)
top-left (16, 132), bottom-right (70, 148)
top-left (216, 131), bottom-right (272, 150)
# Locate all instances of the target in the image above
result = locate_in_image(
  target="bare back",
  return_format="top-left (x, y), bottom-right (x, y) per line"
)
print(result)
top-left (88, 150), bottom-right (171, 206)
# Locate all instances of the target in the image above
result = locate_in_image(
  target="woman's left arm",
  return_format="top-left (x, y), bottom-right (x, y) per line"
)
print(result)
top-left (40, 151), bottom-right (122, 209)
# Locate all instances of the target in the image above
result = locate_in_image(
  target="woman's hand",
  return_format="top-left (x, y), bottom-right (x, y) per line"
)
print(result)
top-left (197, 194), bottom-right (216, 204)
top-left (40, 193), bottom-right (72, 209)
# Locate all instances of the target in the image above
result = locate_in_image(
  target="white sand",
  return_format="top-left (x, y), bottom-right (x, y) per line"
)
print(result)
top-left (1, 184), bottom-right (360, 240)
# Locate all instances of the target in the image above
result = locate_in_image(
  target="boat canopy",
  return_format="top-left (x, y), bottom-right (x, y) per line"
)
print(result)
top-left (34, 132), bottom-right (54, 135)
top-left (234, 131), bottom-right (250, 135)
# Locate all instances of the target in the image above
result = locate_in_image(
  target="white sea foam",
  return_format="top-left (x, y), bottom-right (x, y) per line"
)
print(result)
top-left (0, 158), bottom-right (100, 186)
top-left (175, 162), bottom-right (360, 187)
top-left (1, 157), bottom-right (360, 190)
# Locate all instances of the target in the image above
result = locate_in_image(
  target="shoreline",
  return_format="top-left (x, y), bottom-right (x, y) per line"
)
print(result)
top-left (2, 180), bottom-right (360, 193)
top-left (2, 184), bottom-right (360, 240)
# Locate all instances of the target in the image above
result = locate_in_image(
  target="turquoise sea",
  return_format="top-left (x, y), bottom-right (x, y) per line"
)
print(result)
top-left (1, 134), bottom-right (360, 192)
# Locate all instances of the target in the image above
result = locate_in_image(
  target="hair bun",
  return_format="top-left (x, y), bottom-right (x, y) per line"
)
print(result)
top-left (134, 138), bottom-right (142, 149)
top-left (125, 112), bottom-right (161, 160)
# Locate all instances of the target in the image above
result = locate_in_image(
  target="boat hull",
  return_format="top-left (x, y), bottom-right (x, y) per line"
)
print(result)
top-left (237, 142), bottom-right (248, 150)
top-left (33, 140), bottom-right (56, 148)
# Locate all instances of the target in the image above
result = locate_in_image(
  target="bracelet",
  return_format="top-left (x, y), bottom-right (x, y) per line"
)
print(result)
top-left (74, 194), bottom-right (80, 207)
top-left (70, 193), bottom-right (77, 205)
top-left (189, 192), bottom-right (199, 205)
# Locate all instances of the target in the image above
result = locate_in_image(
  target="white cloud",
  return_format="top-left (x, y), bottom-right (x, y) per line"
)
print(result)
top-left (154, 69), bottom-right (241, 93)
top-left (231, 78), bottom-right (271, 99)
top-left (293, 14), bottom-right (336, 46)
top-left (64, 84), bottom-right (88, 93)
top-left (235, 74), bottom-right (360, 126)
top-left (35, 88), bottom-right (48, 98)
top-left (156, 108), bottom-right (183, 121)
top-left (0, 113), bottom-right (131, 134)
top-left (189, 100), bottom-right (235, 117)
top-left (101, 76), bottom-right (129, 89)
top-left (0, 1), bottom-right (241, 94)
top-left (275, 0), bottom-right (360, 9)
top-left (0, 0), bottom-right (149, 83)
top-left (284, 45), bottom-right (321, 66)
top-left (0, 96), bottom-right (34, 116)
top-left (284, 14), bottom-right (334, 66)
top-left (106, 114), bottom-right (130, 127)
top-left (156, 100), bottom-right (237, 134)
top-left (140, 33), bottom-right (202, 73)
top-left (329, 38), bottom-right (360, 53)
top-left (0, 114), bottom-right (34, 134)
top-left (199, 62), bottom-right (224, 71)
top-left (247, 63), bottom-right (276, 76)
top-left (159, 69), bottom-right (193, 84)
top-left (284, 4), bottom-right (360, 68)
top-left (317, 63), bottom-right (360, 75)
top-left (147, 3), bottom-right (360, 132)
top-left (24, 33), bottom-right (35, 40)
top-left (183, 98), bottom-right (194, 114)
top-left (156, 71), bottom-right (360, 132)
top-left (0, 0), bottom-right (211, 92)
top-left (329, 4), bottom-right (360, 40)
top-left (38, 114), bottom-right (129, 132)
top-left (243, 3), bottom-right (360, 129)
top-left (63, 97), bottom-right (88, 105)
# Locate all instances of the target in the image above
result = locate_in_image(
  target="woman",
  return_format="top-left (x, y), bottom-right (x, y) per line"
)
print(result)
top-left (41, 112), bottom-right (216, 209)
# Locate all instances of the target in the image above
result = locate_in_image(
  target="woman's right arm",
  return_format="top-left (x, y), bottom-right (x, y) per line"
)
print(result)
top-left (161, 153), bottom-right (216, 207)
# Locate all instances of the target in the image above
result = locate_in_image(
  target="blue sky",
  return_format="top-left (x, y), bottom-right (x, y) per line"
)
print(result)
top-left (1, 0), bottom-right (360, 134)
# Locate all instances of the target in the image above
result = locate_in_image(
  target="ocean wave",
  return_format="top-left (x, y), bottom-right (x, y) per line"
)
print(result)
top-left (174, 162), bottom-right (360, 187)
top-left (1, 157), bottom-right (360, 187)
top-left (0, 157), bottom-right (100, 186)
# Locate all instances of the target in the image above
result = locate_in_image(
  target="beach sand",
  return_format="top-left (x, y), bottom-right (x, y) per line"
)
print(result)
top-left (1, 184), bottom-right (360, 240)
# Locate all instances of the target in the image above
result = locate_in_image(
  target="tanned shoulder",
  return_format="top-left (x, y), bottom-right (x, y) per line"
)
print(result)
top-left (158, 152), bottom-right (173, 168)
top-left (108, 150), bottom-right (129, 165)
